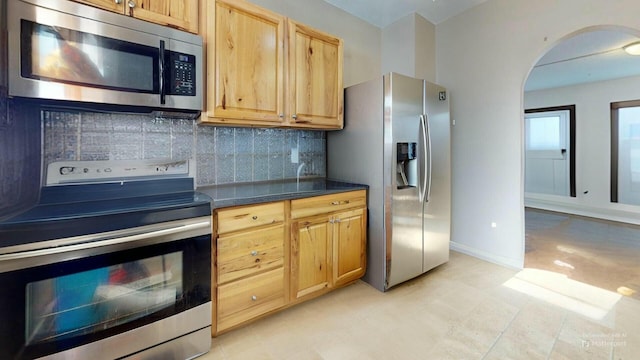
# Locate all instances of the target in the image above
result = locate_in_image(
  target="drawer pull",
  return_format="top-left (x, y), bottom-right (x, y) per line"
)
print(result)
top-left (331, 200), bottom-right (350, 205)
top-left (250, 250), bottom-right (258, 256)
top-left (251, 295), bottom-right (257, 301)
top-left (252, 215), bottom-right (258, 220)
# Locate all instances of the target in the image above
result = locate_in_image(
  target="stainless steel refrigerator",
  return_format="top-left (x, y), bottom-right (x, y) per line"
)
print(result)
top-left (327, 72), bottom-right (451, 291)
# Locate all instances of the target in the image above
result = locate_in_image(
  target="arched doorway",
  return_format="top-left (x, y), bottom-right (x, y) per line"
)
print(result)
top-left (522, 26), bottom-right (640, 300)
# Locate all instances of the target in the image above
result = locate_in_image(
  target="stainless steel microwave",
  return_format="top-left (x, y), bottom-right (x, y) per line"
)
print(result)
top-left (6, 0), bottom-right (202, 112)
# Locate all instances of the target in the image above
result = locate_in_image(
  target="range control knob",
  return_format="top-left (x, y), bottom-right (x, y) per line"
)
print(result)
top-left (60, 166), bottom-right (75, 175)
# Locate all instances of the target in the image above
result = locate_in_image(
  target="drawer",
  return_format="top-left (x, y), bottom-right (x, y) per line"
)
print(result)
top-left (217, 267), bottom-right (285, 332)
top-left (291, 190), bottom-right (366, 219)
top-left (216, 201), bottom-right (285, 234)
top-left (217, 224), bottom-right (284, 284)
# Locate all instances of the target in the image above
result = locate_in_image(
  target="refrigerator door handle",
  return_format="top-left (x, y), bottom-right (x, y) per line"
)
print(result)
top-left (425, 114), bottom-right (433, 203)
top-left (419, 114), bottom-right (428, 202)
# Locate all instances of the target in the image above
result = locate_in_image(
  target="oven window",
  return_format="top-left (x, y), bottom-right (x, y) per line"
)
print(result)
top-left (21, 20), bottom-right (159, 93)
top-left (25, 252), bottom-right (182, 344)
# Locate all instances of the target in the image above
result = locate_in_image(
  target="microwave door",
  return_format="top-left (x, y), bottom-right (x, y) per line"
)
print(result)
top-left (9, 13), bottom-right (164, 106)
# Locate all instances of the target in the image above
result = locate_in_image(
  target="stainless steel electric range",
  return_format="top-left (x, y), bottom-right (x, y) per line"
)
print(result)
top-left (0, 159), bottom-right (212, 360)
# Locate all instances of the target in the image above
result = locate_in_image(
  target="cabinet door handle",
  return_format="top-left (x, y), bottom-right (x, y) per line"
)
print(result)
top-left (252, 215), bottom-right (258, 220)
top-left (250, 250), bottom-right (258, 256)
top-left (251, 295), bottom-right (257, 301)
top-left (115, 0), bottom-right (122, 4)
top-left (128, 0), bottom-right (136, 8)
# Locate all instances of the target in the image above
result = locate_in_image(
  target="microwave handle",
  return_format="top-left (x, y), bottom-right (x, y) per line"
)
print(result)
top-left (159, 40), bottom-right (166, 105)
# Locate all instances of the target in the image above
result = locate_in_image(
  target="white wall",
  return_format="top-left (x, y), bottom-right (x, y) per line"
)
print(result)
top-left (382, 13), bottom-right (436, 82)
top-left (525, 75), bottom-right (640, 225)
top-left (436, 0), bottom-right (640, 268)
top-left (250, 0), bottom-right (381, 87)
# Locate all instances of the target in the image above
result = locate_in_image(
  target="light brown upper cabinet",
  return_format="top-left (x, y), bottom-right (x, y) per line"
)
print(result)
top-left (72, 0), bottom-right (199, 34)
top-left (202, 0), bottom-right (344, 129)
top-left (287, 20), bottom-right (343, 129)
top-left (205, 0), bottom-right (285, 126)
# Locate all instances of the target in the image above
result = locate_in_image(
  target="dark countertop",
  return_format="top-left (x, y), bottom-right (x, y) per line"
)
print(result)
top-left (197, 178), bottom-right (368, 209)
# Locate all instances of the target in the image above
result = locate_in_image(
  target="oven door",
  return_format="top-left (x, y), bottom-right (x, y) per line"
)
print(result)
top-left (0, 216), bottom-right (211, 360)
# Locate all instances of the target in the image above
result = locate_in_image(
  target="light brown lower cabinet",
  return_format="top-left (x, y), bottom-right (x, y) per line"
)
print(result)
top-left (290, 207), bottom-right (366, 302)
top-left (212, 190), bottom-right (366, 336)
top-left (332, 208), bottom-right (367, 287)
top-left (291, 215), bottom-right (331, 300)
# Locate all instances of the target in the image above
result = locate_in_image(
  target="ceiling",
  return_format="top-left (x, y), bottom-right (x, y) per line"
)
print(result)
top-left (322, 0), bottom-right (489, 27)
top-left (525, 30), bottom-right (640, 91)
top-left (322, 1), bottom-right (640, 92)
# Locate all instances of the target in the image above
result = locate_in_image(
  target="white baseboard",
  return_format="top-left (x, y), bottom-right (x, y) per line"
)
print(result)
top-left (525, 197), bottom-right (640, 226)
top-left (450, 241), bottom-right (523, 270)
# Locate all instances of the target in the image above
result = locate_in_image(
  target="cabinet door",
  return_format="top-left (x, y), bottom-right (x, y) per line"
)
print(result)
top-left (333, 208), bottom-right (366, 287)
top-left (72, 0), bottom-right (199, 34)
top-left (291, 217), bottom-right (331, 301)
top-left (128, 0), bottom-right (199, 34)
top-left (72, 0), bottom-right (125, 13)
top-left (288, 20), bottom-right (343, 129)
top-left (206, 0), bottom-right (285, 125)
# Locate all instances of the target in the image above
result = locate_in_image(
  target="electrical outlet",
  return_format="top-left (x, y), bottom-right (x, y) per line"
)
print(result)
top-left (291, 148), bottom-right (299, 164)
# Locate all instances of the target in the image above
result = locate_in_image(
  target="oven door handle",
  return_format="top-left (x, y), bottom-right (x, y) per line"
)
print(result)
top-left (0, 217), bottom-right (211, 273)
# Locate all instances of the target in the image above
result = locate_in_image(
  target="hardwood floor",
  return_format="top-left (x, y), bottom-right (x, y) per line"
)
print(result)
top-left (525, 208), bottom-right (640, 301)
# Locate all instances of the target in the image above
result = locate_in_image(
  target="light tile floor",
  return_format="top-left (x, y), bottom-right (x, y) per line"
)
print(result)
top-left (201, 251), bottom-right (640, 359)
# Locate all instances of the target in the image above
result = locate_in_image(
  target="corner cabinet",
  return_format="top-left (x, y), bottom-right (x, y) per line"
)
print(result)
top-left (201, 0), bottom-right (344, 129)
top-left (72, 0), bottom-right (199, 34)
top-left (212, 190), bottom-right (366, 335)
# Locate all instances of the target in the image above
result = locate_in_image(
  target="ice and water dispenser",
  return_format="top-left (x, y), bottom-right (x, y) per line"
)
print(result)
top-left (397, 142), bottom-right (417, 189)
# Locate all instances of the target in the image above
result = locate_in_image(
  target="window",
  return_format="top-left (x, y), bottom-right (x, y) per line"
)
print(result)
top-left (524, 105), bottom-right (576, 197)
top-left (526, 114), bottom-right (565, 150)
top-left (611, 100), bottom-right (640, 205)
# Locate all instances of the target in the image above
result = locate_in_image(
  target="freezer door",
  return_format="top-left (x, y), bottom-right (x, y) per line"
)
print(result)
top-left (423, 81), bottom-right (451, 272)
top-left (385, 73), bottom-right (425, 289)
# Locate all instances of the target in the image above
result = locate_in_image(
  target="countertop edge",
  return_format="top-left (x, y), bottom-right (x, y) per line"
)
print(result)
top-left (198, 179), bottom-right (368, 210)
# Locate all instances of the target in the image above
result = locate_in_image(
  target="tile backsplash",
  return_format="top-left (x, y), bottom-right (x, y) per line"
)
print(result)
top-left (42, 109), bottom-right (326, 186)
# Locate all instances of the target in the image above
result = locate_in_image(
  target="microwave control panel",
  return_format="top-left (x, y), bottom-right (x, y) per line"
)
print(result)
top-left (167, 52), bottom-right (196, 96)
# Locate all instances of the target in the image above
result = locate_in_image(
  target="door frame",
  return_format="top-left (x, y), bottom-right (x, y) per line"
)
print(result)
top-left (524, 104), bottom-right (576, 197)
top-left (610, 99), bottom-right (640, 203)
